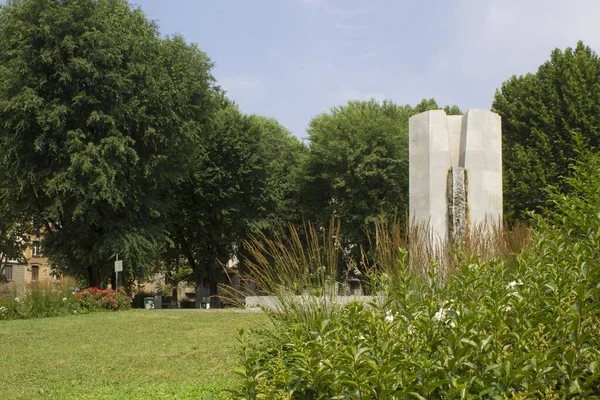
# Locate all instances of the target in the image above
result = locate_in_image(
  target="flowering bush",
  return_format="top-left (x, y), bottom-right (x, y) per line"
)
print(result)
top-left (76, 287), bottom-right (131, 311)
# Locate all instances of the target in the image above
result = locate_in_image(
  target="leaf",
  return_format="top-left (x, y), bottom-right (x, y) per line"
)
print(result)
top-left (569, 379), bottom-right (582, 394)
top-left (231, 368), bottom-right (247, 378)
top-left (460, 338), bottom-right (478, 349)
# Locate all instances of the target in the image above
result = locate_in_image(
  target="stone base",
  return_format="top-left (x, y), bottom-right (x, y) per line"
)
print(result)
top-left (244, 295), bottom-right (385, 311)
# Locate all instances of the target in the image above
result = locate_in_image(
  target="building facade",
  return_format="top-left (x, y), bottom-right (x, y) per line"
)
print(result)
top-left (2, 235), bottom-right (53, 288)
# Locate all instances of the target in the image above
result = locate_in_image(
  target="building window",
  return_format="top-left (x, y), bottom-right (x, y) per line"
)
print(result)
top-left (32, 241), bottom-right (41, 257)
top-left (31, 265), bottom-right (39, 281)
top-left (3, 266), bottom-right (12, 281)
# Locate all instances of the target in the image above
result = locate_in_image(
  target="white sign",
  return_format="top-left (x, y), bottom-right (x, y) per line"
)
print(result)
top-left (114, 260), bottom-right (123, 273)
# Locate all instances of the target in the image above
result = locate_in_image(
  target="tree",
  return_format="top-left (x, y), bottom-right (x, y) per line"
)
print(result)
top-left (540, 149), bottom-right (600, 242)
top-left (301, 98), bottom-right (458, 267)
top-left (0, 0), bottom-right (217, 286)
top-left (162, 105), bottom-right (308, 306)
top-left (232, 116), bottom-right (307, 283)
top-left (492, 41), bottom-right (600, 220)
top-left (164, 100), bottom-right (268, 307)
top-left (248, 115), bottom-right (307, 234)
top-left (0, 206), bottom-right (30, 278)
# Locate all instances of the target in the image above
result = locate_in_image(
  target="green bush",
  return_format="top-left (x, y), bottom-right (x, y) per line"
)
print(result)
top-left (230, 154), bottom-right (600, 399)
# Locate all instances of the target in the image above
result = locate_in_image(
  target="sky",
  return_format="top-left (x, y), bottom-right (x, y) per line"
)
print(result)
top-left (104, 1), bottom-right (600, 138)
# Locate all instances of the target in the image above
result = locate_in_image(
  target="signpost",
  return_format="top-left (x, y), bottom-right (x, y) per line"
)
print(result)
top-left (114, 253), bottom-right (122, 289)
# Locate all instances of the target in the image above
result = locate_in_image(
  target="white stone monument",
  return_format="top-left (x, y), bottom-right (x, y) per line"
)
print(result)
top-left (409, 109), bottom-right (502, 243)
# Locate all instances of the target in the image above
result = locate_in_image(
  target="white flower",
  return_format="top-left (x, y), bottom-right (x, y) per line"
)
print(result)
top-left (506, 280), bottom-right (523, 289)
top-left (73, 310), bottom-right (77, 314)
top-left (505, 305), bottom-right (512, 312)
top-left (385, 310), bottom-right (394, 322)
top-left (318, 361), bottom-right (323, 368)
top-left (62, 297), bottom-right (67, 302)
top-left (359, 335), bottom-right (365, 340)
top-left (71, 292), bottom-right (76, 295)
top-left (434, 308), bottom-right (447, 322)
top-left (14, 297), bottom-right (20, 303)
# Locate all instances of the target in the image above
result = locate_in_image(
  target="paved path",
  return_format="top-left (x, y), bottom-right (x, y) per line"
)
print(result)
top-left (152, 307), bottom-right (264, 313)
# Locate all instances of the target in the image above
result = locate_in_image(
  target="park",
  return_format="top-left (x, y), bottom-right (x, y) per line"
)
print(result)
top-left (1, 0), bottom-right (600, 399)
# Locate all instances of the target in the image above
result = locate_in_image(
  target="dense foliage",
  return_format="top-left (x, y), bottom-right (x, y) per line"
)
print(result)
top-left (0, 0), bottom-right (308, 296)
top-left (493, 41), bottom-right (600, 220)
top-left (164, 101), bottom-right (268, 305)
top-left (0, 0), bottom-right (219, 286)
top-left (232, 153), bottom-right (600, 399)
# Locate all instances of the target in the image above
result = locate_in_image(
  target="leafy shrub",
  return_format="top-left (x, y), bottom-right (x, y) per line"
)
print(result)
top-left (234, 249), bottom-right (600, 398)
top-left (230, 154), bottom-right (600, 399)
top-left (76, 287), bottom-right (131, 311)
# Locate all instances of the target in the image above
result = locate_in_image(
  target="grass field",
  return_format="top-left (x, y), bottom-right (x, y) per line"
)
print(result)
top-left (0, 309), bottom-right (268, 399)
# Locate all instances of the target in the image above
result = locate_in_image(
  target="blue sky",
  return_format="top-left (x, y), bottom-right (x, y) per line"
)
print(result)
top-left (2, 0), bottom-right (596, 139)
top-left (95, 1), bottom-right (600, 138)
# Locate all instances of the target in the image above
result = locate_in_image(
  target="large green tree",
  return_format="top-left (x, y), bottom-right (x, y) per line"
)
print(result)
top-left (248, 115), bottom-right (307, 234)
top-left (492, 41), bottom-right (600, 220)
top-left (0, 0), bottom-right (217, 286)
top-left (301, 98), bottom-right (459, 265)
top-left (163, 103), bottom-right (307, 306)
top-left (164, 101), bottom-right (266, 306)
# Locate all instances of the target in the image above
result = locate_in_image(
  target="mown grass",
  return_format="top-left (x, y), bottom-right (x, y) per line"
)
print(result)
top-left (0, 309), bottom-right (267, 399)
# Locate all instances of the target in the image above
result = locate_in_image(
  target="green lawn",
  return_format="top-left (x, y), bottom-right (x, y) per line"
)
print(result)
top-left (0, 309), bottom-right (268, 399)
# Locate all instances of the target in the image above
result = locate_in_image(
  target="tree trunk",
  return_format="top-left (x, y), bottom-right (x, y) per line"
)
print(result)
top-left (208, 274), bottom-right (221, 309)
top-left (87, 266), bottom-right (100, 287)
top-left (0, 254), bottom-right (6, 278)
top-left (171, 286), bottom-right (178, 308)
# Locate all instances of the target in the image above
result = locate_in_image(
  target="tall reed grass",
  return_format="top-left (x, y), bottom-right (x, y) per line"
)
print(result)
top-left (0, 276), bottom-right (82, 320)
top-left (223, 217), bottom-right (532, 308)
top-left (375, 218), bottom-right (532, 277)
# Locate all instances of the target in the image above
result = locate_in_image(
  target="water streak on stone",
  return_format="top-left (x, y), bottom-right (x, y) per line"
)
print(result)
top-left (447, 167), bottom-right (467, 243)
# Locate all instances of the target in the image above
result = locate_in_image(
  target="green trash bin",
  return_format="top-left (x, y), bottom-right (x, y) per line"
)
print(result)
top-left (144, 297), bottom-right (155, 309)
